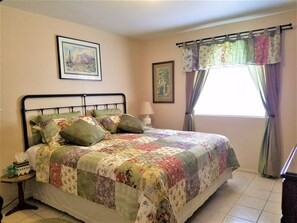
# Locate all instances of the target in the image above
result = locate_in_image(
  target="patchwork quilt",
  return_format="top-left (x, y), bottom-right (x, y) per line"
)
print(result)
top-left (35, 128), bottom-right (239, 223)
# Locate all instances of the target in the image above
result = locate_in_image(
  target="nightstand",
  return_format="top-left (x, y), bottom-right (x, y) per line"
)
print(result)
top-left (0, 171), bottom-right (38, 216)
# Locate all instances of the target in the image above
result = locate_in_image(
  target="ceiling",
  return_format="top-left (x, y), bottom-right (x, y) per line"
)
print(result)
top-left (2, 0), bottom-right (296, 40)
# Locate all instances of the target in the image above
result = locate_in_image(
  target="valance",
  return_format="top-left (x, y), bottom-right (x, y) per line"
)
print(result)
top-left (182, 27), bottom-right (281, 72)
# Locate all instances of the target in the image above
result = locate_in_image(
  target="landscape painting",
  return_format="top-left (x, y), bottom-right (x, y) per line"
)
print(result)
top-left (57, 36), bottom-right (102, 80)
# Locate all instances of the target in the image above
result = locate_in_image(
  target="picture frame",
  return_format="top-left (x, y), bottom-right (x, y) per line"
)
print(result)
top-left (152, 60), bottom-right (174, 103)
top-left (57, 36), bottom-right (102, 81)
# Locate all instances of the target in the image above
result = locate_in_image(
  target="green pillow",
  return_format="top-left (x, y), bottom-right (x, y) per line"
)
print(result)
top-left (118, 114), bottom-right (144, 133)
top-left (92, 108), bottom-right (122, 117)
top-left (38, 111), bottom-right (81, 123)
top-left (60, 119), bottom-right (105, 146)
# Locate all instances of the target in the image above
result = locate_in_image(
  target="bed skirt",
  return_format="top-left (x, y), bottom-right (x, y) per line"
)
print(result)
top-left (27, 168), bottom-right (232, 223)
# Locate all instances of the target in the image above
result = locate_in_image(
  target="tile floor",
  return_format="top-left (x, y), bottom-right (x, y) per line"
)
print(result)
top-left (2, 170), bottom-right (282, 223)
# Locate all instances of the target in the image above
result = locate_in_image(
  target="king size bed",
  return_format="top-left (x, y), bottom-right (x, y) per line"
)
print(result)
top-left (21, 93), bottom-right (239, 223)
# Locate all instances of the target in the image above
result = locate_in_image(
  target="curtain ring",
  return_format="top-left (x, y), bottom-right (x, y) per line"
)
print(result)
top-left (249, 31), bottom-right (253, 38)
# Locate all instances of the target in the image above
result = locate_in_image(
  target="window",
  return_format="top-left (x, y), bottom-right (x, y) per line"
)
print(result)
top-left (195, 66), bottom-right (265, 117)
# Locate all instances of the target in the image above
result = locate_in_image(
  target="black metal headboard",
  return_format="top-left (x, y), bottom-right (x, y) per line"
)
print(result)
top-left (21, 93), bottom-right (126, 150)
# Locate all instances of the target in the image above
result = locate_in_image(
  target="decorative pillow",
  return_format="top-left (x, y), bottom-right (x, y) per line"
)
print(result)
top-left (33, 119), bottom-right (65, 145)
top-left (33, 116), bottom-right (103, 145)
top-left (60, 119), bottom-right (106, 146)
top-left (97, 115), bottom-right (121, 133)
top-left (118, 114), bottom-right (144, 133)
top-left (92, 108), bottom-right (122, 117)
top-left (29, 111), bottom-right (81, 144)
top-left (38, 111), bottom-right (81, 123)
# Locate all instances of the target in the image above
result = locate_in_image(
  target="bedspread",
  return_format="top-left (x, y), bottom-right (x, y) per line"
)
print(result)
top-left (35, 128), bottom-right (239, 223)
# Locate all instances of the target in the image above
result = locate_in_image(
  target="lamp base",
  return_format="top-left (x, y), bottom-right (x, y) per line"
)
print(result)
top-left (143, 115), bottom-right (151, 127)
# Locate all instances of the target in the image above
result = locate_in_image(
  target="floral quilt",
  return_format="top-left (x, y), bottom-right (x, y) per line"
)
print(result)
top-left (35, 128), bottom-right (239, 223)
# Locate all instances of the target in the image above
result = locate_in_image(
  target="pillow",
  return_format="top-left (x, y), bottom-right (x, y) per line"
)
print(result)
top-left (92, 108), bottom-right (122, 117)
top-left (60, 119), bottom-right (106, 146)
top-left (29, 111), bottom-right (81, 144)
top-left (97, 115), bottom-right (121, 133)
top-left (118, 114), bottom-right (144, 133)
top-left (33, 119), bottom-right (65, 145)
top-left (33, 116), bottom-right (103, 145)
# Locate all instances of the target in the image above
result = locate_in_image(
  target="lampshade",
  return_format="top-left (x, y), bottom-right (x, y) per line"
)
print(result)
top-left (140, 101), bottom-right (154, 115)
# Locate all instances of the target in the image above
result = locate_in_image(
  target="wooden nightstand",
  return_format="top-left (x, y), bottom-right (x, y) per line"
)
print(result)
top-left (0, 171), bottom-right (38, 216)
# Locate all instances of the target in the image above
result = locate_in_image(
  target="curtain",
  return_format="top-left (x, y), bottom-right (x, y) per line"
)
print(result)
top-left (181, 27), bottom-right (282, 177)
top-left (183, 70), bottom-right (209, 131)
top-left (248, 64), bottom-right (281, 177)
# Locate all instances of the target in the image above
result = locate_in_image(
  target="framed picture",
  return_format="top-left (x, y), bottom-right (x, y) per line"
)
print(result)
top-left (152, 60), bottom-right (174, 103)
top-left (57, 36), bottom-right (102, 81)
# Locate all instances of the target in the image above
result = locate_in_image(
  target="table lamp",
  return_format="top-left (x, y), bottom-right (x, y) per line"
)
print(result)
top-left (140, 101), bottom-right (154, 126)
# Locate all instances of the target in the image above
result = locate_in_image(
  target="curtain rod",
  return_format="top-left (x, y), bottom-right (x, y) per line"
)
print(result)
top-left (176, 23), bottom-right (293, 47)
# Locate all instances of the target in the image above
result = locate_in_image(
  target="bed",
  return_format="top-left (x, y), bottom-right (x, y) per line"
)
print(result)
top-left (21, 93), bottom-right (239, 223)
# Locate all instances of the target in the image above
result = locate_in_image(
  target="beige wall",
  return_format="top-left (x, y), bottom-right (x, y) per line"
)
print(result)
top-left (0, 6), bottom-right (140, 202)
top-left (139, 11), bottom-right (297, 172)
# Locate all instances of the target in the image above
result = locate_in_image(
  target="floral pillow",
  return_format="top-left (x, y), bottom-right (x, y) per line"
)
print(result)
top-left (97, 115), bottom-right (121, 133)
top-left (33, 119), bottom-right (65, 145)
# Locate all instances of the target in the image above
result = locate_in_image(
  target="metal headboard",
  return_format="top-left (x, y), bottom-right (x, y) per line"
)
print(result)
top-left (20, 93), bottom-right (126, 150)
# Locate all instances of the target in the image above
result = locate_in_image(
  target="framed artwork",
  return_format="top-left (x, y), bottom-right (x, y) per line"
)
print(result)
top-left (57, 36), bottom-right (102, 81)
top-left (152, 60), bottom-right (174, 103)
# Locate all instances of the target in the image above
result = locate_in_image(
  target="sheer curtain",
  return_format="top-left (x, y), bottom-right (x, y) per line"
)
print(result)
top-left (181, 27), bottom-right (282, 177)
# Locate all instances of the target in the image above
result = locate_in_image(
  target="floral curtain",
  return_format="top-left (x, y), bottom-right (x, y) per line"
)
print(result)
top-left (181, 27), bottom-right (282, 177)
top-left (182, 27), bottom-right (281, 71)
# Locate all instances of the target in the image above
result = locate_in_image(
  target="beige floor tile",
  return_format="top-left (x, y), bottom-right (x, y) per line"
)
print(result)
top-left (249, 175), bottom-right (276, 191)
top-left (257, 211), bottom-right (281, 223)
top-left (233, 171), bottom-right (256, 183)
top-left (32, 205), bottom-right (65, 219)
top-left (272, 180), bottom-right (282, 193)
top-left (189, 207), bottom-right (226, 223)
top-left (268, 192), bottom-right (282, 203)
top-left (18, 214), bottom-right (43, 223)
top-left (220, 180), bottom-right (248, 194)
top-left (222, 215), bottom-right (255, 223)
top-left (212, 189), bottom-right (241, 204)
top-left (236, 195), bottom-right (266, 210)
top-left (229, 205), bottom-right (261, 222)
top-left (2, 210), bottom-right (36, 223)
top-left (60, 214), bottom-right (84, 223)
top-left (203, 195), bottom-right (234, 214)
top-left (263, 200), bottom-right (282, 215)
top-left (243, 187), bottom-right (271, 200)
